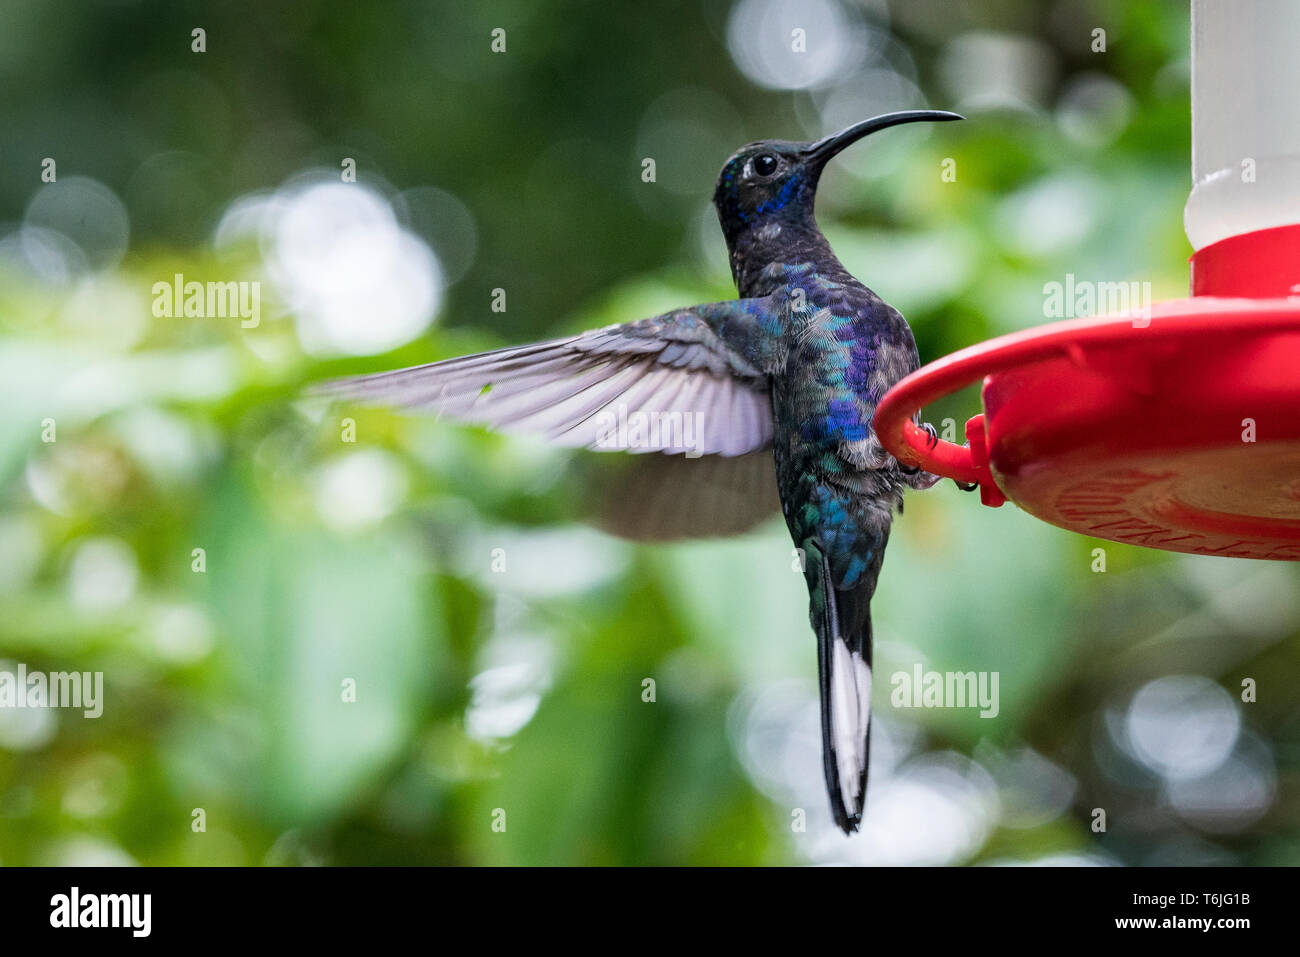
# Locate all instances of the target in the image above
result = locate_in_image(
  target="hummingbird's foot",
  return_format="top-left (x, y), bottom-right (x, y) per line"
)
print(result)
top-left (954, 480), bottom-right (979, 492)
top-left (901, 422), bottom-right (939, 476)
top-left (899, 422), bottom-right (942, 488)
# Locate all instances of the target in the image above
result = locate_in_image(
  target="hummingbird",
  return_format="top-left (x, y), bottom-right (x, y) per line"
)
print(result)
top-left (323, 109), bottom-right (963, 833)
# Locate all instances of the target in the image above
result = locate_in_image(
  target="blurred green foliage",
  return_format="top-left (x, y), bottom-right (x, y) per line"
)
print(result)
top-left (1, 0), bottom-right (1297, 866)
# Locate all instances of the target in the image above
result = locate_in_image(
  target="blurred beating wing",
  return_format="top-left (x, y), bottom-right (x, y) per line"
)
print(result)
top-left (317, 302), bottom-right (775, 457)
top-left (593, 449), bottom-right (781, 541)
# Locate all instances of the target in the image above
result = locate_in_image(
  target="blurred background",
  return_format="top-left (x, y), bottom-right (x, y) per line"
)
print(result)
top-left (1, 0), bottom-right (1296, 866)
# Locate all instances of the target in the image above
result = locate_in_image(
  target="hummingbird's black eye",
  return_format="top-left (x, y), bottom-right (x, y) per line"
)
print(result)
top-left (753, 153), bottom-right (779, 177)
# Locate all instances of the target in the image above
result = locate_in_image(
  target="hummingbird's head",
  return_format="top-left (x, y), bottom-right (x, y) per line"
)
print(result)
top-left (712, 110), bottom-right (963, 247)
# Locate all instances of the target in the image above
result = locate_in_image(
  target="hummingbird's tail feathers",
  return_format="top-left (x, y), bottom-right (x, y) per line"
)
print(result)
top-left (312, 300), bottom-right (779, 457)
top-left (812, 549), bottom-right (874, 834)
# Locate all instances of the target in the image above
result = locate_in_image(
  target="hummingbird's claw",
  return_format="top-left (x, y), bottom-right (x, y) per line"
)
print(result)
top-left (954, 480), bottom-right (979, 492)
top-left (900, 422), bottom-right (939, 481)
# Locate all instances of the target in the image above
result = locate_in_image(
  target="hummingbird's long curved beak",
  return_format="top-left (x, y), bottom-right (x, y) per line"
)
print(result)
top-left (803, 110), bottom-right (963, 167)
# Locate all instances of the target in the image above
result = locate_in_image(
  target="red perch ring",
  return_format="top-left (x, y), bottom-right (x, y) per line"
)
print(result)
top-left (874, 224), bottom-right (1300, 560)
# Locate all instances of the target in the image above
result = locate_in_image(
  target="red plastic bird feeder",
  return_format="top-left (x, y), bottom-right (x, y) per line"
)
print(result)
top-left (875, 1), bottom-right (1300, 560)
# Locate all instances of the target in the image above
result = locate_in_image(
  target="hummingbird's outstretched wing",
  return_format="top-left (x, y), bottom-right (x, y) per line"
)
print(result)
top-left (317, 299), bottom-right (775, 457)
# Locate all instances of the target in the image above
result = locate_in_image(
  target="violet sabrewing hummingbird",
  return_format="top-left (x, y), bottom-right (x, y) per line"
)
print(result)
top-left (322, 109), bottom-right (963, 833)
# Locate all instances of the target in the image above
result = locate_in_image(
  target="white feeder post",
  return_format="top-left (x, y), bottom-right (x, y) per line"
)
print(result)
top-left (1184, 0), bottom-right (1300, 250)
